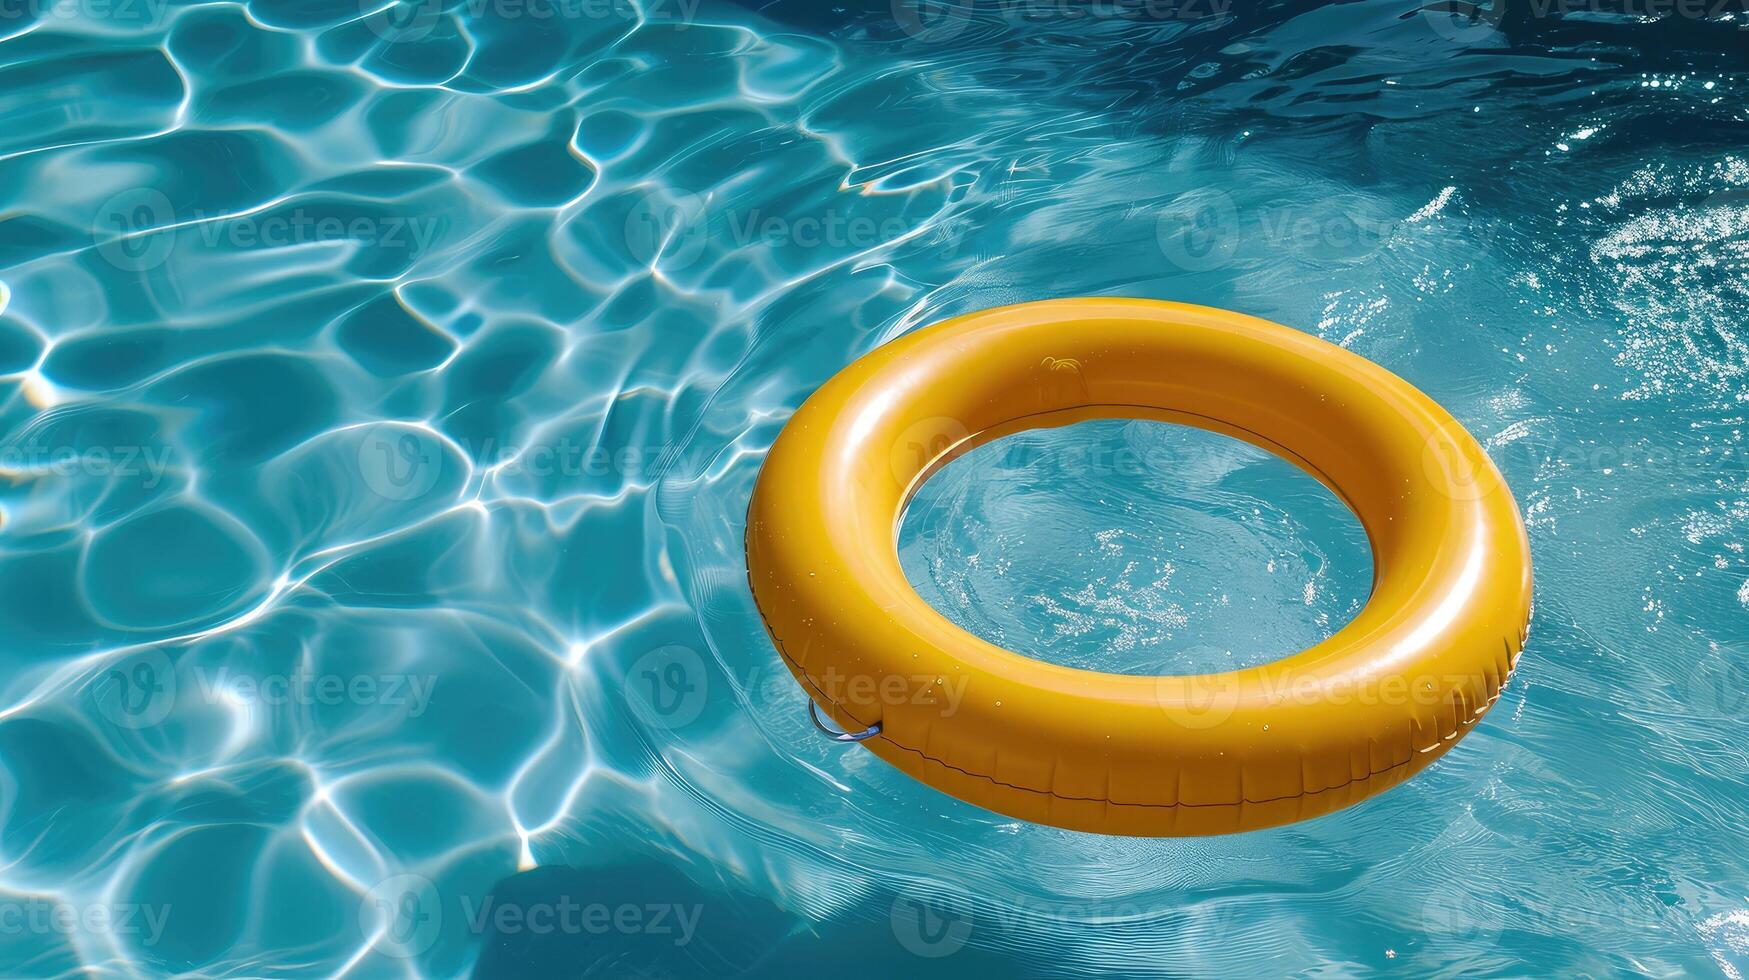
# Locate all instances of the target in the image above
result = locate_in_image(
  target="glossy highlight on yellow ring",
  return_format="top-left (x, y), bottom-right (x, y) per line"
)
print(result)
top-left (746, 299), bottom-right (1533, 836)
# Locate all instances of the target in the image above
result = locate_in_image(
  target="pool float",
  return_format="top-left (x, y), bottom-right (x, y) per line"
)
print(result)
top-left (745, 298), bottom-right (1532, 836)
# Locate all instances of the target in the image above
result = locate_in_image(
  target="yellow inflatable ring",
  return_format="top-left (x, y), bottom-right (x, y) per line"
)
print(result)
top-left (746, 298), bottom-right (1532, 836)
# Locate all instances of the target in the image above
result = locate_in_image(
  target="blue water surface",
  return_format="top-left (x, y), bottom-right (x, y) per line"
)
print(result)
top-left (2, 0), bottom-right (1748, 976)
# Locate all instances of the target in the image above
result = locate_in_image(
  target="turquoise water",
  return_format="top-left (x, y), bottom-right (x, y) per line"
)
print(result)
top-left (2, 0), bottom-right (1748, 975)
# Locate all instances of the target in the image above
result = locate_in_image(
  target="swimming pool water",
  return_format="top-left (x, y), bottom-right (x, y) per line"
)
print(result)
top-left (899, 420), bottom-right (1374, 676)
top-left (2, 0), bottom-right (1747, 975)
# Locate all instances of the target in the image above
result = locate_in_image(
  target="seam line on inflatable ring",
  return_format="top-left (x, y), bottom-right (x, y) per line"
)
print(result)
top-left (744, 560), bottom-right (1526, 809)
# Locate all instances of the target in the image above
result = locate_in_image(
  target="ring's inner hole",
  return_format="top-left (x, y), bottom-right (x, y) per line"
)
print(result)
top-left (897, 419), bottom-right (1373, 676)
